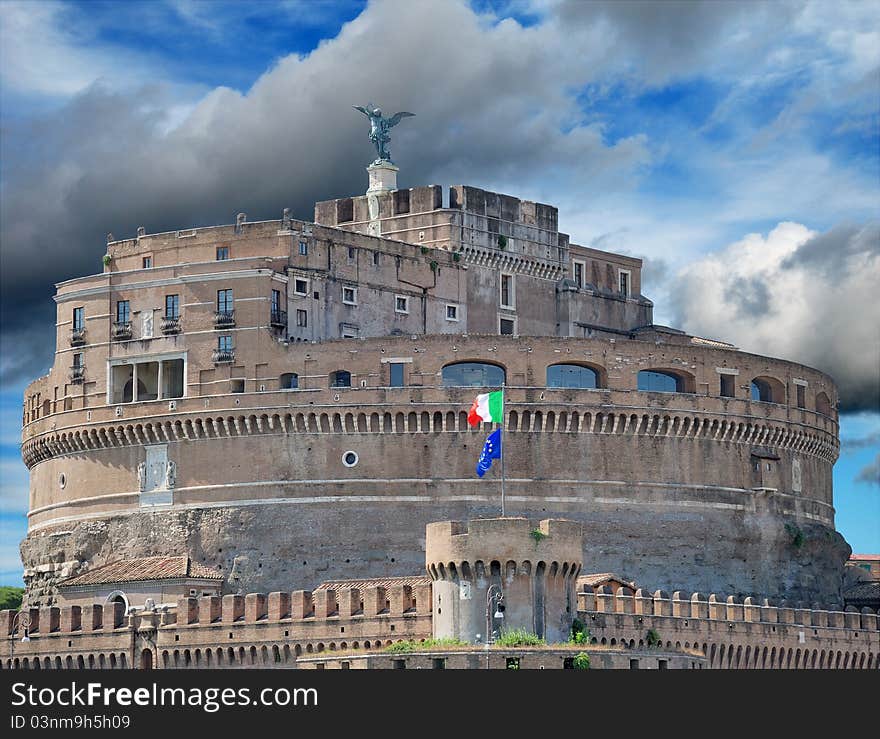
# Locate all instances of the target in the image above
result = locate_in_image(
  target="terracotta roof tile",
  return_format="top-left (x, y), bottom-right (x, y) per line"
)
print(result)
top-left (314, 575), bottom-right (430, 591)
top-left (577, 573), bottom-right (637, 589)
top-left (60, 556), bottom-right (222, 586)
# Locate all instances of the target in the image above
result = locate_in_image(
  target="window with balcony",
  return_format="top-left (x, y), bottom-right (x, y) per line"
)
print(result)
top-left (117, 300), bottom-right (130, 323)
top-left (113, 300), bottom-right (132, 340)
top-left (71, 307), bottom-right (85, 345)
top-left (165, 295), bottom-right (179, 319)
top-left (270, 289), bottom-right (286, 328)
top-left (70, 353), bottom-right (84, 384)
top-left (215, 289), bottom-right (234, 327)
top-left (216, 246), bottom-right (229, 261)
top-left (213, 335), bottom-right (234, 364)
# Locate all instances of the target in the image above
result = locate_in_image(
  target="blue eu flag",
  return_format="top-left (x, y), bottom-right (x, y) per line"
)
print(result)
top-left (476, 428), bottom-right (502, 477)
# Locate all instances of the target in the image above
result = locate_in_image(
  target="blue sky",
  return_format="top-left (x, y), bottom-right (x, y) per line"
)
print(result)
top-left (0, 0), bottom-right (878, 585)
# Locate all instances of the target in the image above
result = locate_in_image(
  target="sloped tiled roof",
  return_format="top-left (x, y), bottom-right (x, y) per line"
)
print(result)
top-left (60, 556), bottom-right (222, 587)
top-left (843, 581), bottom-right (880, 605)
top-left (577, 573), bottom-right (637, 590)
top-left (849, 554), bottom-right (880, 561)
top-left (314, 575), bottom-right (430, 591)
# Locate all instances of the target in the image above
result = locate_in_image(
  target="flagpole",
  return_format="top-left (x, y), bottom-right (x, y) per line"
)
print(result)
top-left (500, 382), bottom-right (505, 517)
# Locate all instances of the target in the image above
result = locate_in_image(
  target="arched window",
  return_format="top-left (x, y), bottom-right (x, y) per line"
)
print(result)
top-left (329, 370), bottom-right (351, 388)
top-left (638, 370), bottom-right (682, 393)
top-left (546, 363), bottom-right (599, 389)
top-left (815, 391), bottom-right (832, 416)
top-left (280, 373), bottom-right (299, 390)
top-left (105, 591), bottom-right (129, 612)
top-left (441, 362), bottom-right (505, 388)
top-left (750, 376), bottom-right (784, 404)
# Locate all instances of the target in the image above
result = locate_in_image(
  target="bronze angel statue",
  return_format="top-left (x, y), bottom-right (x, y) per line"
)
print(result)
top-left (353, 103), bottom-right (415, 163)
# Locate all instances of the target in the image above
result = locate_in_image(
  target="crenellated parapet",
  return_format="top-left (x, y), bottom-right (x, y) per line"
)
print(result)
top-left (578, 587), bottom-right (878, 669)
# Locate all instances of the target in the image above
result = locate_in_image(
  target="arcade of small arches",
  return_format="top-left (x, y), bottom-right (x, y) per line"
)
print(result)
top-left (427, 559), bottom-right (581, 583)
top-left (21, 400), bottom-right (840, 472)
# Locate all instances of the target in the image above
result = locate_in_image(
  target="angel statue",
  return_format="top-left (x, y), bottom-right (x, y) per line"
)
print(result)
top-left (353, 103), bottom-right (415, 163)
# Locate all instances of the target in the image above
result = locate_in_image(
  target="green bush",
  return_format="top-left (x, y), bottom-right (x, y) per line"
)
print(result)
top-left (452, 252), bottom-right (461, 262)
top-left (646, 628), bottom-right (662, 647)
top-left (0, 586), bottom-right (24, 611)
top-left (384, 637), bottom-right (466, 653)
top-left (102, 254), bottom-right (112, 266)
top-left (497, 235), bottom-right (507, 249)
top-left (570, 618), bottom-right (590, 644)
top-left (495, 628), bottom-right (545, 647)
top-left (529, 528), bottom-right (548, 545)
top-left (572, 652), bottom-right (591, 670)
top-left (420, 246), bottom-right (430, 254)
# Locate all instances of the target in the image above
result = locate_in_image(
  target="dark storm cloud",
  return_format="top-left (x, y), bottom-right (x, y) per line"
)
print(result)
top-left (671, 222), bottom-right (880, 413)
top-left (0, 0), bottom-right (654, 386)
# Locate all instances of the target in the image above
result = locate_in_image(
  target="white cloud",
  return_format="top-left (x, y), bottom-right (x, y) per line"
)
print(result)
top-left (671, 221), bottom-right (880, 411)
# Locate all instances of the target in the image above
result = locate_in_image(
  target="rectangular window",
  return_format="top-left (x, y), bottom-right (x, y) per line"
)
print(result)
top-left (216, 246), bottom-right (229, 261)
top-left (299, 240), bottom-right (308, 256)
top-left (142, 256), bottom-right (152, 269)
top-left (390, 362), bottom-right (404, 387)
top-left (342, 286), bottom-right (357, 305)
top-left (72, 352), bottom-right (83, 368)
top-left (395, 295), bottom-right (409, 314)
top-left (500, 318), bottom-right (515, 335)
top-left (296, 309), bottom-right (307, 327)
top-left (217, 289), bottom-right (233, 313)
top-left (218, 335), bottom-right (232, 351)
top-left (796, 384), bottom-right (806, 409)
top-left (619, 269), bottom-right (631, 297)
top-left (500, 274), bottom-right (514, 308)
top-left (231, 379), bottom-right (245, 394)
top-left (294, 278), bottom-right (308, 296)
top-left (72, 307), bottom-right (84, 331)
top-left (720, 374), bottom-right (735, 398)
top-left (116, 300), bottom-right (130, 323)
top-left (165, 295), bottom-right (179, 319)
top-left (445, 304), bottom-right (459, 322)
top-left (348, 246), bottom-right (355, 260)
top-left (271, 289), bottom-right (281, 312)
top-left (573, 261), bottom-right (585, 289)
top-left (373, 251), bottom-right (380, 266)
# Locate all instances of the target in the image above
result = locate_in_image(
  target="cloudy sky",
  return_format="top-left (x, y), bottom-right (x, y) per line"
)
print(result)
top-left (0, 0), bottom-right (877, 583)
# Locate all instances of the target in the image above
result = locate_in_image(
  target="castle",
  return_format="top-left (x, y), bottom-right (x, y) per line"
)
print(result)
top-left (6, 144), bottom-right (870, 669)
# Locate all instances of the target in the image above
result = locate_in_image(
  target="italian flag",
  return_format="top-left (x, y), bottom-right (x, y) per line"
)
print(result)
top-left (467, 390), bottom-right (504, 427)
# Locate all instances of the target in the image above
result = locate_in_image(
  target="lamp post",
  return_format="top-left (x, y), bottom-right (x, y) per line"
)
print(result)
top-left (485, 585), bottom-right (504, 669)
top-left (10, 612), bottom-right (31, 659)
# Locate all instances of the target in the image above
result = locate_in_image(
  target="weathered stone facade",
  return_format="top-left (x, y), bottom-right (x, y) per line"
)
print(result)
top-left (19, 182), bottom-right (846, 608)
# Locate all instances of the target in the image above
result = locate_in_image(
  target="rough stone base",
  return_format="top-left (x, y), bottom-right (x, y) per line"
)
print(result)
top-left (20, 499), bottom-right (850, 608)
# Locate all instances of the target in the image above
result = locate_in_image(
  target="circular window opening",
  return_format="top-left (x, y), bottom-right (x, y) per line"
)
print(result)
top-left (59, 473), bottom-right (66, 489)
top-left (342, 451), bottom-right (359, 467)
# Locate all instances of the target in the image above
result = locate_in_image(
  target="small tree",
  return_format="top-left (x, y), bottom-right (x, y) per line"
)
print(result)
top-left (573, 652), bottom-right (591, 670)
top-left (646, 628), bottom-right (662, 647)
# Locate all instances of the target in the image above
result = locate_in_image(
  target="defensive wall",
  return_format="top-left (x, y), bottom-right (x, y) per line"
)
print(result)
top-left (2, 585), bottom-right (875, 670)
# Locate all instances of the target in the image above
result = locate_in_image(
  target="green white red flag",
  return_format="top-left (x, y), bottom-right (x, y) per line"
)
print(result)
top-left (467, 390), bottom-right (504, 426)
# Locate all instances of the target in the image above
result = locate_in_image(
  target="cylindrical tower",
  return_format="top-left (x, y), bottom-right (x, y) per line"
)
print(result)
top-left (426, 518), bottom-right (583, 643)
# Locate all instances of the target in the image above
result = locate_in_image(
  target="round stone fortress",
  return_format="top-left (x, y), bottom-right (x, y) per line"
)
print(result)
top-left (19, 181), bottom-right (848, 607)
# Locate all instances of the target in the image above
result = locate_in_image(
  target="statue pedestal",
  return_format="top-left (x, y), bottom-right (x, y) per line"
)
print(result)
top-left (367, 160), bottom-right (399, 194)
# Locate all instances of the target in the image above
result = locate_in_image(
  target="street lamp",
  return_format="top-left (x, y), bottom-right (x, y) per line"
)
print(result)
top-left (485, 585), bottom-right (504, 668)
top-left (10, 612), bottom-right (31, 658)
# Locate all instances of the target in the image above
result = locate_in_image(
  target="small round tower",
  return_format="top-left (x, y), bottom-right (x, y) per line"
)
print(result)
top-left (426, 517), bottom-right (583, 644)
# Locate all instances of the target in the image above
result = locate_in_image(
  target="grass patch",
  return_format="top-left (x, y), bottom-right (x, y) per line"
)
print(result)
top-left (495, 628), bottom-right (545, 647)
top-left (384, 638), bottom-right (467, 653)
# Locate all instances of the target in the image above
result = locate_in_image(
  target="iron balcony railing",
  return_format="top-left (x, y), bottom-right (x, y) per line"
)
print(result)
top-left (69, 364), bottom-right (85, 383)
top-left (270, 309), bottom-right (287, 328)
top-left (112, 321), bottom-right (132, 340)
top-left (69, 327), bottom-right (86, 346)
top-left (212, 347), bottom-right (235, 364)
top-left (161, 315), bottom-right (181, 334)
top-left (214, 310), bottom-right (235, 328)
